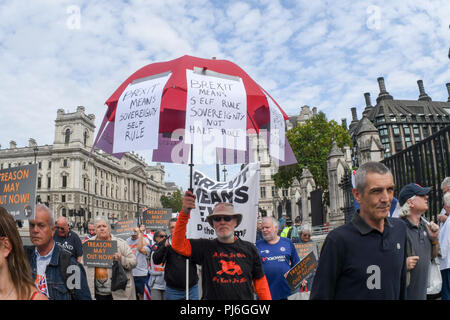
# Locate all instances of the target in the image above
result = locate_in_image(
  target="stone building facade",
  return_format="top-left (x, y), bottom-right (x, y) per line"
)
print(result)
top-left (0, 107), bottom-right (172, 224)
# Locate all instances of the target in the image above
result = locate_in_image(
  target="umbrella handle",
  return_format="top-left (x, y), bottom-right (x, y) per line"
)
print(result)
top-left (189, 144), bottom-right (194, 192)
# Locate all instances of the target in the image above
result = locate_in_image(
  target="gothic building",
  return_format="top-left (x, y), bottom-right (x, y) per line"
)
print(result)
top-left (0, 106), bottom-right (172, 223)
top-left (349, 78), bottom-right (450, 166)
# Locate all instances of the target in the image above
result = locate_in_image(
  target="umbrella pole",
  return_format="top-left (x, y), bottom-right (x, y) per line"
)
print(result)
top-left (189, 144), bottom-right (194, 192)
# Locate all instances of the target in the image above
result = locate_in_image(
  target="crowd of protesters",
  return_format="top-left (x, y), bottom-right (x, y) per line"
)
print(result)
top-left (0, 163), bottom-right (449, 300)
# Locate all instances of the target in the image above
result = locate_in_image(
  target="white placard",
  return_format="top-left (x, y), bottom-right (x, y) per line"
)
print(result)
top-left (268, 95), bottom-right (285, 161)
top-left (187, 162), bottom-right (260, 243)
top-left (113, 73), bottom-right (172, 153)
top-left (185, 69), bottom-right (247, 152)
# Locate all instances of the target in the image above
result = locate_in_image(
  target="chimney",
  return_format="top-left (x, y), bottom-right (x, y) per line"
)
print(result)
top-left (417, 80), bottom-right (431, 101)
top-left (363, 92), bottom-right (373, 117)
top-left (376, 77), bottom-right (393, 103)
top-left (364, 92), bottom-right (372, 107)
top-left (351, 107), bottom-right (358, 121)
top-left (446, 83), bottom-right (450, 102)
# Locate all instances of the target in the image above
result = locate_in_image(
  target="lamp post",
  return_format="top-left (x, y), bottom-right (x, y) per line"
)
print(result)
top-left (222, 166), bottom-right (227, 181)
top-left (86, 177), bottom-right (90, 223)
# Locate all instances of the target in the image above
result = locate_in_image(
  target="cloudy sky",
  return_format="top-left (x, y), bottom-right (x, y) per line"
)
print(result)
top-left (1, 0), bottom-right (449, 190)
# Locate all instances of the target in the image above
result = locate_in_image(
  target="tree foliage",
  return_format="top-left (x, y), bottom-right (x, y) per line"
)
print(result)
top-left (273, 112), bottom-right (352, 194)
top-left (160, 189), bottom-right (182, 213)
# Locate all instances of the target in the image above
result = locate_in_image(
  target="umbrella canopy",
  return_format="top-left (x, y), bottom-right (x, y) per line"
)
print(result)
top-left (103, 55), bottom-right (288, 134)
top-left (92, 55), bottom-right (295, 168)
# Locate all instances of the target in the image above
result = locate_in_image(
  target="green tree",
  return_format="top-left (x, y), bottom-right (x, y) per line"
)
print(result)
top-left (160, 189), bottom-right (182, 213)
top-left (273, 112), bottom-right (352, 199)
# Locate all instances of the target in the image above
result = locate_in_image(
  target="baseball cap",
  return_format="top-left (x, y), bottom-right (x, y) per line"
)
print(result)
top-left (398, 183), bottom-right (432, 206)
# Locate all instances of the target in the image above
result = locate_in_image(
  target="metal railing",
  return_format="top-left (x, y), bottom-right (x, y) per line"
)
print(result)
top-left (382, 125), bottom-right (450, 221)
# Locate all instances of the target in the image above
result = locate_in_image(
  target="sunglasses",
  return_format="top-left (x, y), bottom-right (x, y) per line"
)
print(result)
top-left (212, 216), bottom-right (234, 222)
top-left (158, 235), bottom-right (167, 238)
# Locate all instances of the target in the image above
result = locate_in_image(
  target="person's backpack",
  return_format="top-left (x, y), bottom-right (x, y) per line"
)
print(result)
top-left (24, 245), bottom-right (76, 299)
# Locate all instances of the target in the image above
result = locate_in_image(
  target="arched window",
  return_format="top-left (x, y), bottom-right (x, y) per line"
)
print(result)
top-left (65, 129), bottom-right (71, 144)
top-left (84, 131), bottom-right (88, 146)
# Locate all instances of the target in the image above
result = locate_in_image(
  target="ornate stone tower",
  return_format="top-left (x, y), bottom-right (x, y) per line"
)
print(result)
top-left (53, 106), bottom-right (96, 150)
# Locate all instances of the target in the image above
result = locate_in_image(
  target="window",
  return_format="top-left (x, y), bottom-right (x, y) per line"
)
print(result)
top-left (62, 175), bottom-right (67, 188)
top-left (47, 177), bottom-right (51, 189)
top-left (48, 161), bottom-right (51, 169)
top-left (423, 125), bottom-right (430, 137)
top-left (392, 125), bottom-right (400, 135)
top-left (63, 159), bottom-right (68, 167)
top-left (38, 161), bottom-right (42, 170)
top-left (375, 116), bottom-right (385, 124)
top-left (84, 131), bottom-right (88, 146)
top-left (260, 187), bottom-right (266, 199)
top-left (62, 195), bottom-right (66, 203)
top-left (65, 129), bottom-right (70, 144)
top-left (37, 177), bottom-right (41, 189)
top-left (403, 125), bottom-right (410, 135)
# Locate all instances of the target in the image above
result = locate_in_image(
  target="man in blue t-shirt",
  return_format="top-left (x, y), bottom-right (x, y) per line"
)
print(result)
top-left (310, 161), bottom-right (408, 300)
top-left (53, 216), bottom-right (83, 262)
top-left (256, 216), bottom-right (300, 300)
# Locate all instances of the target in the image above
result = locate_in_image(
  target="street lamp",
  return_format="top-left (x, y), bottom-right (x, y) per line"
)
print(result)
top-left (86, 177), bottom-right (90, 223)
top-left (222, 166), bottom-right (227, 181)
top-left (33, 146), bottom-right (38, 164)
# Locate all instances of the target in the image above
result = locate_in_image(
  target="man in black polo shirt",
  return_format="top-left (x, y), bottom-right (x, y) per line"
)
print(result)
top-left (397, 183), bottom-right (440, 300)
top-left (310, 162), bottom-right (408, 300)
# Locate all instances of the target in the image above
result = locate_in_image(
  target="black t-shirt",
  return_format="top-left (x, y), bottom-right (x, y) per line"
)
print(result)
top-left (190, 238), bottom-right (265, 300)
top-left (53, 231), bottom-right (83, 259)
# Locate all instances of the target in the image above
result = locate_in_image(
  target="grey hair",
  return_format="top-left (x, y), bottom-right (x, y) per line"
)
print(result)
top-left (443, 192), bottom-right (450, 207)
top-left (35, 204), bottom-right (54, 227)
top-left (441, 177), bottom-right (450, 191)
top-left (262, 216), bottom-right (278, 229)
top-left (354, 161), bottom-right (392, 193)
top-left (94, 216), bottom-right (111, 230)
top-left (398, 195), bottom-right (416, 217)
top-left (301, 224), bottom-right (312, 234)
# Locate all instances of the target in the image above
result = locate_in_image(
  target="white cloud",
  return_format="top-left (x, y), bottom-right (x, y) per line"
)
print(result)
top-left (0, 0), bottom-right (449, 191)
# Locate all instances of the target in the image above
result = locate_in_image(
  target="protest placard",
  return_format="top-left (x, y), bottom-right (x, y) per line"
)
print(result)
top-left (268, 94), bottom-right (285, 162)
top-left (285, 251), bottom-right (318, 291)
top-left (0, 164), bottom-right (37, 220)
top-left (186, 162), bottom-right (259, 243)
top-left (142, 208), bottom-right (172, 230)
top-left (82, 240), bottom-right (118, 268)
top-left (185, 69), bottom-right (247, 155)
top-left (111, 219), bottom-right (137, 239)
top-left (295, 242), bottom-right (319, 260)
top-left (113, 72), bottom-right (172, 153)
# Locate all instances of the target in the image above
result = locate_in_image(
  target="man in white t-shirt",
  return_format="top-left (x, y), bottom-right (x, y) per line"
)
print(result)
top-left (126, 225), bottom-right (151, 300)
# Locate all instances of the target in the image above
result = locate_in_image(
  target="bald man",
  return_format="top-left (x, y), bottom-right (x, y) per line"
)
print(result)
top-left (54, 216), bottom-right (83, 262)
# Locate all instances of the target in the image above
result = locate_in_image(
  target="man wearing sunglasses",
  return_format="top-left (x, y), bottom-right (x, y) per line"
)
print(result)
top-left (171, 191), bottom-right (271, 300)
top-left (53, 216), bottom-right (83, 263)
